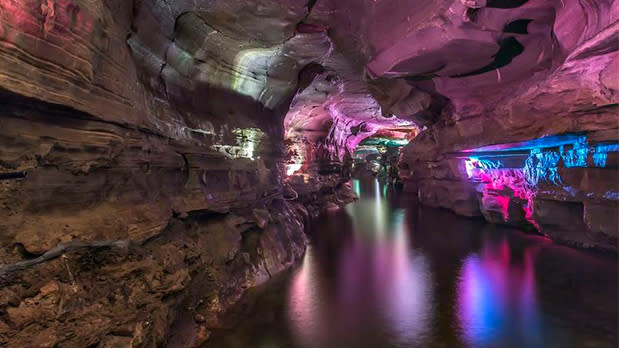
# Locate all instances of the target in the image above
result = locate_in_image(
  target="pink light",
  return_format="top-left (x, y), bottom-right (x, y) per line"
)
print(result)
top-left (463, 158), bottom-right (539, 227)
top-left (288, 249), bottom-right (328, 347)
top-left (496, 195), bottom-right (511, 220)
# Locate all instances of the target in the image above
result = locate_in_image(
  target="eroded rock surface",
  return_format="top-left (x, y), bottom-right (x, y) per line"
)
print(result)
top-left (399, 12), bottom-right (618, 250)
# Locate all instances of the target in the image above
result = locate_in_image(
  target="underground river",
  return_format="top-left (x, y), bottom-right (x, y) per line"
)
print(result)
top-left (205, 177), bottom-right (618, 348)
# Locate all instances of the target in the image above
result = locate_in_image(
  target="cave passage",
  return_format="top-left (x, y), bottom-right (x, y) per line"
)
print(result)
top-left (0, 0), bottom-right (616, 347)
top-left (205, 177), bottom-right (618, 348)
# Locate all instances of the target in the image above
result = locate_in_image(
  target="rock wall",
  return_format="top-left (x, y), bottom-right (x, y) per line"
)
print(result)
top-left (317, 0), bottom-right (619, 250)
top-left (0, 54), bottom-right (305, 348)
top-left (0, 204), bottom-right (306, 347)
top-left (400, 18), bottom-right (618, 250)
top-left (0, 0), bottom-right (354, 346)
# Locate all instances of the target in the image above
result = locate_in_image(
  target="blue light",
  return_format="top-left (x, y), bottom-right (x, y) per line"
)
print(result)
top-left (597, 144), bottom-right (619, 152)
top-left (523, 149), bottom-right (561, 185)
top-left (593, 152), bottom-right (608, 168)
top-left (462, 134), bottom-right (587, 153)
top-left (604, 191), bottom-right (619, 200)
top-left (460, 135), bottom-right (618, 232)
top-left (592, 144), bottom-right (619, 168)
top-left (463, 134), bottom-right (618, 187)
top-left (353, 179), bottom-right (361, 198)
top-left (561, 140), bottom-right (588, 168)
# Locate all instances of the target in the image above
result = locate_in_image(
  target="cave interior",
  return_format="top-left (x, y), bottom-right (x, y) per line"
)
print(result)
top-left (0, 0), bottom-right (617, 346)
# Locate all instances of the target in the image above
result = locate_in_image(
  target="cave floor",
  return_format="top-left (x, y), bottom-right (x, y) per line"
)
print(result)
top-left (204, 177), bottom-right (618, 348)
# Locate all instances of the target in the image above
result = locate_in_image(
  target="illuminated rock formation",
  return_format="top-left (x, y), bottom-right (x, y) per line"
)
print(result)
top-left (396, 1), bottom-right (618, 250)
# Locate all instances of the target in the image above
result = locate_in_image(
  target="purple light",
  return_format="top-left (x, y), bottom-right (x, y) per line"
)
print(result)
top-left (461, 134), bottom-right (587, 153)
top-left (457, 239), bottom-right (542, 347)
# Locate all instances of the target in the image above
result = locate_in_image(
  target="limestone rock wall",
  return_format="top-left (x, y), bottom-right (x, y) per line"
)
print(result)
top-left (0, 206), bottom-right (307, 347)
top-left (400, 18), bottom-right (618, 250)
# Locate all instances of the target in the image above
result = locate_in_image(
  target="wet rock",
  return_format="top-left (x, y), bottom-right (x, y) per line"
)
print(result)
top-left (98, 335), bottom-right (133, 348)
top-left (195, 325), bottom-right (212, 347)
top-left (0, 320), bottom-right (9, 334)
top-left (7, 281), bottom-right (65, 327)
top-left (418, 179), bottom-right (482, 217)
top-left (584, 203), bottom-right (618, 239)
top-left (0, 201), bottom-right (308, 347)
top-left (531, 199), bottom-right (595, 247)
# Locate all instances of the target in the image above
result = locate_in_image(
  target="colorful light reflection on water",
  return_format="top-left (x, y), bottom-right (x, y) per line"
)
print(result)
top-left (205, 178), bottom-right (618, 348)
top-left (457, 239), bottom-right (543, 347)
top-left (287, 178), bottom-right (434, 347)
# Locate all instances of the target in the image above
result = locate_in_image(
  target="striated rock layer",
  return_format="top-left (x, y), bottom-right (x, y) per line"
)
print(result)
top-left (0, 78), bottom-right (318, 347)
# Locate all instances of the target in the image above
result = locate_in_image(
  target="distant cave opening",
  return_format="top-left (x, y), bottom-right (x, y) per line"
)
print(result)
top-left (351, 129), bottom-right (418, 183)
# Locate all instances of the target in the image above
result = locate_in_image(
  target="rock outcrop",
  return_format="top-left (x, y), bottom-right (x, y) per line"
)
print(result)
top-left (396, 2), bottom-right (618, 250)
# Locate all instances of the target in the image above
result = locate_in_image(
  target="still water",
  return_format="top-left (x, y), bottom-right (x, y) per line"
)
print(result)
top-left (206, 178), bottom-right (618, 348)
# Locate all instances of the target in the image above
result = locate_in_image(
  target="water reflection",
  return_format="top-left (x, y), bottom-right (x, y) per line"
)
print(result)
top-left (288, 251), bottom-right (325, 347)
top-left (289, 178), bottom-right (432, 347)
top-left (379, 211), bottom-right (432, 346)
top-left (205, 178), bottom-right (618, 348)
top-left (457, 238), bottom-right (542, 347)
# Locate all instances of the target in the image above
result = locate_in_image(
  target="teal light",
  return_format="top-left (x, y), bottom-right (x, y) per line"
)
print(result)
top-left (353, 179), bottom-right (361, 198)
top-left (360, 137), bottom-right (410, 147)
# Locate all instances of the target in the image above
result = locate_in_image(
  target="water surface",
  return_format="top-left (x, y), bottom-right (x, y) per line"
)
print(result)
top-left (206, 178), bottom-right (618, 348)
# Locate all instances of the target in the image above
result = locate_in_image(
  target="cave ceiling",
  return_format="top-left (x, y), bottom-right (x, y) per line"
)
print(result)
top-left (1, 0), bottom-right (616, 158)
top-left (128, 0), bottom-right (612, 152)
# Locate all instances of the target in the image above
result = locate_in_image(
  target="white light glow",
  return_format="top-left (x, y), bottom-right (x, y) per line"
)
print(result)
top-left (287, 163), bottom-right (303, 176)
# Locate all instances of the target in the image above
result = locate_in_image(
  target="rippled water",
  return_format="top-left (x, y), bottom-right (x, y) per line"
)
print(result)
top-left (205, 178), bottom-right (618, 348)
